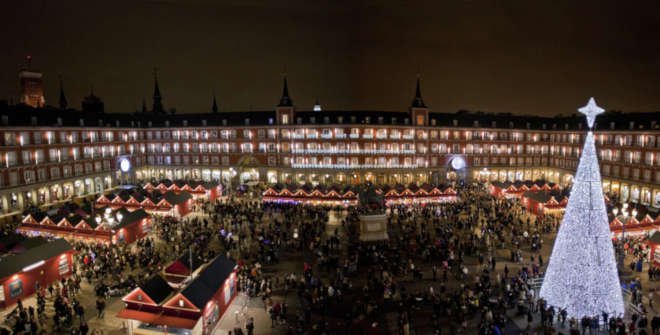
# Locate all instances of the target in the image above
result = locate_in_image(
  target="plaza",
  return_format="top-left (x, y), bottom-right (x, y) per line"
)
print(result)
top-left (0, 176), bottom-right (658, 334)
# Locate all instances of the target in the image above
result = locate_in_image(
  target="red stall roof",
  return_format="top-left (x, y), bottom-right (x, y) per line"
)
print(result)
top-left (0, 237), bottom-right (72, 280)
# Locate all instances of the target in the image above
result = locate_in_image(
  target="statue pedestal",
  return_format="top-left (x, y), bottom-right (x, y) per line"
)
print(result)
top-left (359, 214), bottom-right (388, 241)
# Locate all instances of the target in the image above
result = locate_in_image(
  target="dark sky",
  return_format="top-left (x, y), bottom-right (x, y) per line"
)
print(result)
top-left (2, 0), bottom-right (660, 115)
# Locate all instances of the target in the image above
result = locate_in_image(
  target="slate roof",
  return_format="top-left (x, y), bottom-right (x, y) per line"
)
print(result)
top-left (175, 253), bottom-right (205, 273)
top-left (115, 208), bottom-right (149, 229)
top-left (163, 191), bottom-right (192, 205)
top-left (180, 256), bottom-right (235, 309)
top-left (140, 275), bottom-right (175, 304)
top-left (0, 238), bottom-right (72, 280)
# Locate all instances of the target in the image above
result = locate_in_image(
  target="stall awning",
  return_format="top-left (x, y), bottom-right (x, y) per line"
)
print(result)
top-left (117, 309), bottom-right (198, 329)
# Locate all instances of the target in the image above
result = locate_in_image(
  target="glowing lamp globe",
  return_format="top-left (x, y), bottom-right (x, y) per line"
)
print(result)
top-left (450, 157), bottom-right (466, 170)
top-left (119, 158), bottom-right (131, 172)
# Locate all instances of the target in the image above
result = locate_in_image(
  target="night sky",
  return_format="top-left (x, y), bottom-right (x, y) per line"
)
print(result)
top-left (2, 0), bottom-right (660, 115)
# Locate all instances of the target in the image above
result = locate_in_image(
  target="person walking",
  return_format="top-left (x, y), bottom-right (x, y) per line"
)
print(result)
top-left (96, 297), bottom-right (105, 319)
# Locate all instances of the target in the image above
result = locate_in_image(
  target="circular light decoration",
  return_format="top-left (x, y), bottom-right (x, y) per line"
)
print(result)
top-left (450, 156), bottom-right (466, 170)
top-left (119, 158), bottom-right (131, 173)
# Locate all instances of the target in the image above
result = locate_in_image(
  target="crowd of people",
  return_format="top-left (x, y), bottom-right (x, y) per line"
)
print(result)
top-left (2, 181), bottom-right (659, 334)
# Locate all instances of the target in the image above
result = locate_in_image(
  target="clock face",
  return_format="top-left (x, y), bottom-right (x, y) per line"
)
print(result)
top-left (450, 157), bottom-right (466, 170)
top-left (119, 158), bottom-right (131, 172)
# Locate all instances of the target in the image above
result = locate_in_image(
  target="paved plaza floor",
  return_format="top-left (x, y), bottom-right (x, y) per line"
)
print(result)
top-left (2, 205), bottom-right (659, 334)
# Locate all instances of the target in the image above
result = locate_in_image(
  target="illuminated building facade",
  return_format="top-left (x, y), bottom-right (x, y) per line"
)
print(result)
top-left (0, 77), bottom-right (658, 216)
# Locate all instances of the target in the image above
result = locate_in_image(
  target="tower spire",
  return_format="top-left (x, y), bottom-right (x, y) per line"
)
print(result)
top-left (58, 74), bottom-right (68, 110)
top-left (411, 74), bottom-right (426, 108)
top-left (152, 67), bottom-right (164, 114)
top-left (212, 94), bottom-right (218, 113)
top-left (278, 74), bottom-right (293, 107)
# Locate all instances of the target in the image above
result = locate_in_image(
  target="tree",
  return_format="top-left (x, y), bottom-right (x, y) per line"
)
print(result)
top-left (539, 98), bottom-right (624, 319)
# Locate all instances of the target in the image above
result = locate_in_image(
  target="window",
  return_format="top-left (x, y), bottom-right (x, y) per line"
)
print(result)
top-left (22, 151), bottom-right (31, 164)
top-left (281, 114), bottom-right (289, 125)
top-left (5, 152), bottom-right (17, 167)
top-left (416, 115), bottom-right (424, 125)
top-left (24, 170), bottom-right (35, 184)
top-left (3, 132), bottom-right (15, 146)
top-left (50, 167), bottom-right (60, 179)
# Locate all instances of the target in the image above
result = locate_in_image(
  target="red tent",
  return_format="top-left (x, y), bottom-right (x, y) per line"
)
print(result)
top-left (325, 190), bottom-right (341, 199)
top-left (96, 195), bottom-right (111, 205)
top-left (22, 214), bottom-right (38, 225)
top-left (415, 189), bottom-right (428, 196)
top-left (75, 220), bottom-right (92, 230)
top-left (342, 191), bottom-right (356, 199)
top-left (125, 196), bottom-right (141, 209)
top-left (40, 217), bottom-right (55, 226)
top-left (385, 190), bottom-right (399, 197)
top-left (505, 185), bottom-right (518, 193)
top-left (141, 198), bottom-right (156, 209)
top-left (57, 218), bottom-right (72, 227)
top-left (192, 184), bottom-right (206, 194)
top-left (429, 188), bottom-right (442, 196)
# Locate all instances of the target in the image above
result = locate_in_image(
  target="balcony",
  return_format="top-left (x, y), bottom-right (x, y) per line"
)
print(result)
top-left (290, 148), bottom-right (416, 154)
top-left (290, 163), bottom-right (418, 169)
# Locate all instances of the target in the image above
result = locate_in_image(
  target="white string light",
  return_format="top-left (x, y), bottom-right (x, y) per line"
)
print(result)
top-left (540, 98), bottom-right (624, 319)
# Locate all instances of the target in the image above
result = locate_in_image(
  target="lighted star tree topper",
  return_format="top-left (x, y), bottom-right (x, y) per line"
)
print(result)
top-left (539, 98), bottom-right (624, 319)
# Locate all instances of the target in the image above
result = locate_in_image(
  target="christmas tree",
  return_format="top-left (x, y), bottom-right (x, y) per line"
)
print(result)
top-left (539, 98), bottom-right (624, 319)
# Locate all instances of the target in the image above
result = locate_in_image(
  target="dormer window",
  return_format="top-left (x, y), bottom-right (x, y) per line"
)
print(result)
top-left (178, 299), bottom-right (184, 307)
